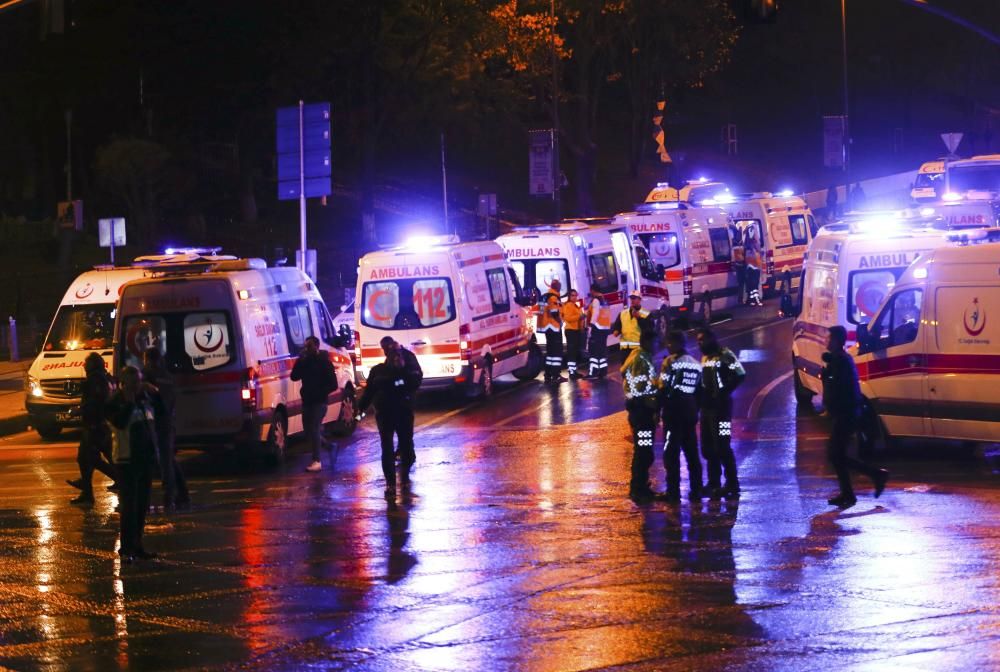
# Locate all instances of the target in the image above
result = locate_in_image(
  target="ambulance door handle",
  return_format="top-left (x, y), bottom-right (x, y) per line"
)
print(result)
top-left (410, 340), bottom-right (427, 346)
top-left (929, 386), bottom-right (937, 393)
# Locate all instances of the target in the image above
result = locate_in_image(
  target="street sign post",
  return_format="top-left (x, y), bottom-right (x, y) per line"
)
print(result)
top-left (277, 102), bottom-right (331, 273)
top-left (529, 129), bottom-right (555, 196)
top-left (98, 217), bottom-right (126, 265)
top-left (941, 132), bottom-right (963, 157)
top-left (823, 116), bottom-right (846, 169)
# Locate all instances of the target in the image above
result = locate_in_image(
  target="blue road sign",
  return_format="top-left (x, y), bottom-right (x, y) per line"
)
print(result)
top-left (277, 102), bottom-right (331, 200)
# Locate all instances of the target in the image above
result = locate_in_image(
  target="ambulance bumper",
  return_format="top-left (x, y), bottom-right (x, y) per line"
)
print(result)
top-left (26, 398), bottom-right (82, 427)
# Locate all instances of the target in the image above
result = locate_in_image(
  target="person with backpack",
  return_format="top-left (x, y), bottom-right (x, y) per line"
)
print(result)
top-left (291, 335), bottom-right (338, 472)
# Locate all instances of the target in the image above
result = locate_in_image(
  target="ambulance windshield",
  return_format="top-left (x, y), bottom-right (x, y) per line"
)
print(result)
top-left (45, 304), bottom-right (116, 351)
top-left (949, 164), bottom-right (1000, 193)
top-left (361, 278), bottom-right (456, 330)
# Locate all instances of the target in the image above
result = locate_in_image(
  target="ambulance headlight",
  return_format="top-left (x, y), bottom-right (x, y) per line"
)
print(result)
top-left (27, 375), bottom-right (43, 398)
top-left (942, 192), bottom-right (962, 202)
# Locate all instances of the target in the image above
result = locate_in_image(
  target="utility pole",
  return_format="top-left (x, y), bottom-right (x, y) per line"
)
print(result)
top-left (65, 109), bottom-right (72, 200)
top-left (840, 0), bottom-right (850, 188)
top-left (550, 0), bottom-right (561, 221)
top-left (441, 132), bottom-right (450, 236)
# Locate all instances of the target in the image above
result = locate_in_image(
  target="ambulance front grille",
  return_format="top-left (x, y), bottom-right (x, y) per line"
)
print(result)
top-left (40, 379), bottom-right (84, 400)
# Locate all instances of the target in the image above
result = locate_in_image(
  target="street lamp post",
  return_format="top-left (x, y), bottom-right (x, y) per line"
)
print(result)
top-left (840, 0), bottom-right (850, 188)
top-left (550, 0), bottom-right (561, 221)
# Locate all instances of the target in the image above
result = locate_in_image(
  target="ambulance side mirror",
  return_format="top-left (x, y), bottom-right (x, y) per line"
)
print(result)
top-left (855, 322), bottom-right (870, 354)
top-left (514, 293), bottom-right (533, 308)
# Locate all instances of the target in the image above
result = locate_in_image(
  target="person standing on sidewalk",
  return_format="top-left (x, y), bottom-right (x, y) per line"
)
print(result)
top-left (67, 352), bottom-right (117, 505)
top-left (291, 336), bottom-right (337, 472)
top-left (358, 336), bottom-right (423, 500)
top-left (142, 347), bottom-right (189, 511)
top-left (622, 331), bottom-right (660, 503)
top-left (697, 328), bottom-right (746, 500)
top-left (106, 366), bottom-right (160, 563)
top-left (822, 326), bottom-right (889, 508)
top-left (561, 289), bottom-right (585, 379)
top-left (537, 279), bottom-right (565, 384)
top-left (659, 330), bottom-right (703, 503)
top-left (585, 284), bottom-right (611, 378)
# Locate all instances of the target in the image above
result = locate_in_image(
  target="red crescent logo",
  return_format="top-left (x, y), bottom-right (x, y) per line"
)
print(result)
top-left (964, 299), bottom-right (986, 337)
top-left (367, 289), bottom-right (392, 322)
top-left (193, 323), bottom-right (225, 353)
top-left (75, 284), bottom-right (94, 299)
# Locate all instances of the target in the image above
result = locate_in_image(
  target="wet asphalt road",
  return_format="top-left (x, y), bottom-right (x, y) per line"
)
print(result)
top-left (0, 311), bottom-right (998, 671)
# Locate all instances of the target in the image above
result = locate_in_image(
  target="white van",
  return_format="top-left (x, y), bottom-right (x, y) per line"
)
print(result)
top-left (791, 214), bottom-right (963, 403)
top-left (612, 202), bottom-right (739, 319)
top-left (723, 192), bottom-right (817, 294)
top-left (911, 160), bottom-right (946, 202)
top-left (853, 229), bottom-right (1000, 445)
top-left (113, 253), bottom-right (357, 460)
top-left (26, 266), bottom-right (148, 439)
top-left (496, 222), bottom-right (632, 344)
top-left (355, 235), bottom-right (540, 396)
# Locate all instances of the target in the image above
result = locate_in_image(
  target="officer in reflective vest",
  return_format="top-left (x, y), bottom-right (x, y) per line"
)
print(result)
top-left (659, 330), bottom-right (703, 502)
top-left (561, 289), bottom-right (585, 379)
top-left (697, 327), bottom-right (746, 500)
top-left (612, 290), bottom-right (650, 353)
top-left (622, 331), bottom-right (660, 502)
top-left (536, 278), bottom-right (565, 384)
top-left (585, 284), bottom-right (611, 378)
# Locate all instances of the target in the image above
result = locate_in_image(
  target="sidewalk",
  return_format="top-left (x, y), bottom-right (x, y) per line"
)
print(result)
top-left (0, 359), bottom-right (30, 437)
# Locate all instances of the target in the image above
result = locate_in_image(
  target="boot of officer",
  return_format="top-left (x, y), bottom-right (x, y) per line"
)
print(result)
top-left (585, 284), bottom-right (611, 378)
top-left (659, 330), bottom-right (703, 502)
top-left (622, 331), bottom-right (660, 503)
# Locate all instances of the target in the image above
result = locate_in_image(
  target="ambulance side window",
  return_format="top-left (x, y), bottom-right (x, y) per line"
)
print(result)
top-left (789, 215), bottom-right (808, 245)
top-left (708, 228), bottom-right (732, 262)
top-left (807, 215), bottom-right (818, 238)
top-left (280, 299), bottom-right (314, 353)
top-left (869, 289), bottom-right (923, 350)
top-left (314, 301), bottom-right (336, 345)
top-left (588, 252), bottom-right (619, 293)
top-left (486, 268), bottom-right (511, 314)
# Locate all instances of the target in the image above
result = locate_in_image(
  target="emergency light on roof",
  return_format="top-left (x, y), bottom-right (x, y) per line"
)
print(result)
top-left (164, 246), bottom-right (223, 256)
top-left (635, 201), bottom-right (687, 213)
top-left (777, 189), bottom-right (794, 198)
top-left (401, 234), bottom-right (460, 252)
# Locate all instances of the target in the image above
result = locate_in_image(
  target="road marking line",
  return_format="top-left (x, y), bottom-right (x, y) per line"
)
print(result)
top-left (747, 370), bottom-right (794, 419)
top-left (415, 378), bottom-right (542, 431)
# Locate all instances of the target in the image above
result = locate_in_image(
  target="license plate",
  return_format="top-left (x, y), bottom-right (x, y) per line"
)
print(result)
top-left (55, 412), bottom-right (74, 423)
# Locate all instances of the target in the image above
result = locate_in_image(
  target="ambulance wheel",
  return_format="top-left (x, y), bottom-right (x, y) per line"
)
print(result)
top-left (468, 358), bottom-right (494, 398)
top-left (793, 364), bottom-right (814, 405)
top-left (858, 401), bottom-right (890, 457)
top-left (512, 344), bottom-right (544, 381)
top-left (331, 386), bottom-right (357, 437)
top-left (264, 410), bottom-right (288, 464)
top-left (35, 421), bottom-right (61, 441)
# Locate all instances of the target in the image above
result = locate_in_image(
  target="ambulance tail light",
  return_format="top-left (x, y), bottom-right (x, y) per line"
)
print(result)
top-left (241, 367), bottom-right (259, 411)
top-left (459, 324), bottom-right (471, 361)
top-left (353, 331), bottom-right (362, 366)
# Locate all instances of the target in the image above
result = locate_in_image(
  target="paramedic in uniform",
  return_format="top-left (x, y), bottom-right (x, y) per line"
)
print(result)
top-left (622, 331), bottom-right (660, 503)
top-left (561, 289), bottom-right (585, 379)
top-left (585, 284), bottom-right (611, 378)
top-left (538, 278), bottom-right (565, 384)
top-left (612, 290), bottom-right (650, 355)
top-left (823, 325), bottom-right (889, 508)
top-left (659, 330), bottom-right (703, 502)
top-left (358, 336), bottom-right (423, 499)
top-left (697, 327), bottom-right (746, 499)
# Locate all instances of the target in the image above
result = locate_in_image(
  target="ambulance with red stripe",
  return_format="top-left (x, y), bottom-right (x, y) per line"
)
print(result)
top-left (496, 222), bottom-right (634, 344)
top-left (113, 252), bottom-right (357, 461)
top-left (853, 229), bottom-right (1000, 445)
top-left (791, 214), bottom-right (963, 404)
top-left (722, 192), bottom-right (817, 295)
top-left (611, 201), bottom-right (739, 319)
top-left (354, 236), bottom-right (540, 397)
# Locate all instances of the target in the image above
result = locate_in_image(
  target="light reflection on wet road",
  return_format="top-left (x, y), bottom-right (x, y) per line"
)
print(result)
top-left (0, 314), bottom-right (998, 670)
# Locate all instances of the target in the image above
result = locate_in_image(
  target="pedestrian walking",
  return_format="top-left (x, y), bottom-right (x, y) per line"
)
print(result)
top-left (849, 182), bottom-right (867, 210)
top-left (622, 331), bottom-right (660, 503)
top-left (822, 325), bottom-right (889, 508)
top-left (778, 267), bottom-right (795, 317)
top-left (537, 278), bottom-right (565, 384)
top-left (659, 330), bottom-right (703, 503)
top-left (291, 335), bottom-right (338, 472)
top-left (744, 228), bottom-right (764, 306)
top-left (142, 347), bottom-right (189, 511)
top-left (106, 366), bottom-right (161, 563)
top-left (585, 284), bottom-right (611, 378)
top-left (826, 182), bottom-right (840, 219)
top-left (562, 289), bottom-right (585, 379)
top-left (612, 290), bottom-right (650, 355)
top-left (697, 328), bottom-right (746, 499)
top-left (67, 352), bottom-right (117, 505)
top-left (358, 336), bottom-right (424, 500)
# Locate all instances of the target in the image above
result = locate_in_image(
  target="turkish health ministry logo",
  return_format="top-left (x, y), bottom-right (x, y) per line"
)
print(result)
top-left (963, 297), bottom-right (986, 337)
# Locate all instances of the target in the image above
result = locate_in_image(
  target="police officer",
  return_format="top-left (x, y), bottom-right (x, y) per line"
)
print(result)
top-left (622, 331), bottom-right (660, 502)
top-left (612, 290), bottom-right (650, 355)
top-left (697, 327), bottom-right (746, 499)
top-left (537, 278), bottom-right (565, 384)
top-left (659, 330), bottom-right (703, 503)
top-left (358, 336), bottom-right (423, 500)
top-left (585, 284), bottom-right (611, 378)
top-left (562, 289), bottom-right (585, 379)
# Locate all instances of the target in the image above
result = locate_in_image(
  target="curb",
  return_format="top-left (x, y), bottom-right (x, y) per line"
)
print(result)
top-left (0, 413), bottom-right (29, 438)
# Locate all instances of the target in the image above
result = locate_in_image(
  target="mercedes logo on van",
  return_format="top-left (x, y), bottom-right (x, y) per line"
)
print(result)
top-left (963, 297), bottom-right (986, 337)
top-left (65, 380), bottom-right (81, 395)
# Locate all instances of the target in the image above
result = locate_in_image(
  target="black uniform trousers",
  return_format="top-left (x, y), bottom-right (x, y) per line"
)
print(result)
top-left (627, 398), bottom-right (658, 493)
top-left (588, 328), bottom-right (609, 377)
top-left (544, 330), bottom-right (563, 380)
top-left (118, 460), bottom-right (154, 556)
top-left (565, 329), bottom-right (582, 375)
top-left (76, 427), bottom-right (117, 493)
top-left (377, 407), bottom-right (415, 485)
top-left (828, 414), bottom-right (879, 498)
top-left (663, 402), bottom-right (702, 496)
top-left (700, 407), bottom-right (738, 490)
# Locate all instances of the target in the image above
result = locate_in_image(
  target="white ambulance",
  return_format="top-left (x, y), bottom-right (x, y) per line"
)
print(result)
top-left (920, 198), bottom-right (998, 229)
top-left (612, 201), bottom-right (739, 319)
top-left (943, 154), bottom-right (1000, 198)
top-left (791, 214), bottom-right (962, 403)
top-left (723, 192), bottom-right (818, 294)
top-left (354, 236), bottom-right (540, 396)
top-left (496, 222), bottom-right (632, 343)
top-left (113, 252), bottom-right (357, 461)
top-left (911, 160), bottom-right (945, 202)
top-left (25, 266), bottom-right (148, 439)
top-left (853, 229), bottom-right (1000, 446)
